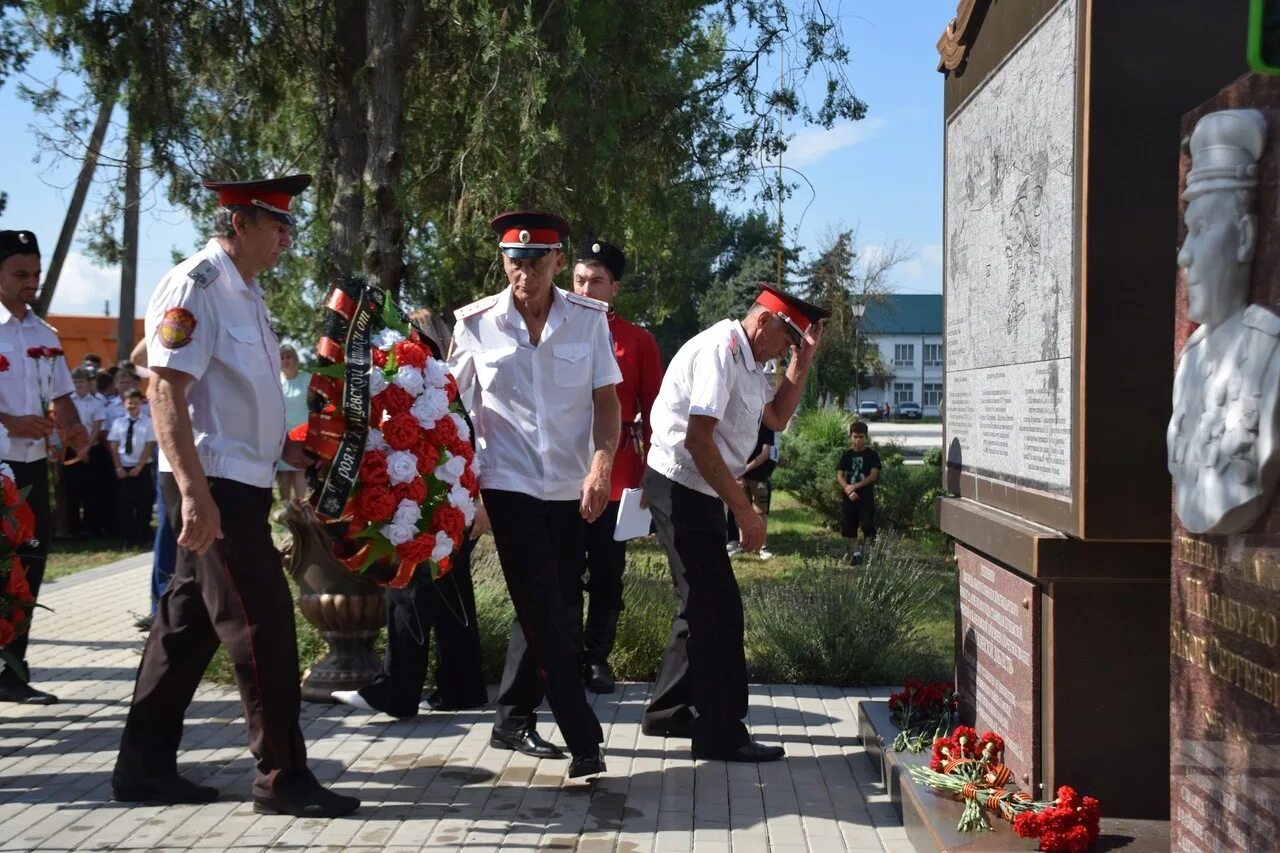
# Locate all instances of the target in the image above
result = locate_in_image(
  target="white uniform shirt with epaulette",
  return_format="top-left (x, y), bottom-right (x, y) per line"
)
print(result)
top-left (647, 318), bottom-right (776, 497)
top-left (0, 306), bottom-right (74, 463)
top-left (144, 238), bottom-right (285, 489)
top-left (448, 286), bottom-right (622, 501)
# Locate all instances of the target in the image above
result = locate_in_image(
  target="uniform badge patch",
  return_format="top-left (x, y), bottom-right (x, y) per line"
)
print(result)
top-left (728, 329), bottom-right (742, 365)
top-left (158, 307), bottom-right (198, 349)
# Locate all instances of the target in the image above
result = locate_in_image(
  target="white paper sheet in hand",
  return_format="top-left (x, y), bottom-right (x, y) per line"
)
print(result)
top-left (612, 487), bottom-right (652, 541)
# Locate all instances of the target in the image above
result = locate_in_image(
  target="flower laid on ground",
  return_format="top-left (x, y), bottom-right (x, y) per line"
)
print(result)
top-left (910, 725), bottom-right (1101, 848)
top-left (889, 679), bottom-right (957, 752)
top-left (296, 279), bottom-right (479, 588)
top-left (0, 422), bottom-right (40, 674)
top-left (1013, 786), bottom-right (1101, 853)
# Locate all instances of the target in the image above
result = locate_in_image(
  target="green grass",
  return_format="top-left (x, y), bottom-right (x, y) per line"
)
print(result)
top-left (205, 489), bottom-right (958, 688)
top-left (45, 536), bottom-right (146, 583)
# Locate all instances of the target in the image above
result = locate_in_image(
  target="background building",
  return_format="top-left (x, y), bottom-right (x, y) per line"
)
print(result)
top-left (852, 294), bottom-right (942, 415)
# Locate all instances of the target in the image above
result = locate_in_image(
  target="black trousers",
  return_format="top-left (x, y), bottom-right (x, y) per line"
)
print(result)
top-left (0, 459), bottom-right (50, 685)
top-left (582, 500), bottom-right (626, 664)
top-left (114, 474), bottom-right (310, 798)
top-left (90, 445), bottom-right (117, 534)
top-left (63, 453), bottom-right (95, 536)
top-left (642, 467), bottom-right (749, 752)
top-left (115, 464), bottom-right (155, 546)
top-left (358, 536), bottom-right (487, 718)
top-left (484, 489), bottom-right (602, 755)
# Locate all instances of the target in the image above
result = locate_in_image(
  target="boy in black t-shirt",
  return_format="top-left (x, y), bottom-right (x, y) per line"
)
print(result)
top-left (837, 420), bottom-right (880, 564)
top-left (726, 424), bottom-right (777, 558)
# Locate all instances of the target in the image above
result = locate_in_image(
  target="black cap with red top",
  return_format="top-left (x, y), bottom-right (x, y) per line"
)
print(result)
top-left (754, 281), bottom-right (830, 341)
top-left (490, 210), bottom-right (570, 259)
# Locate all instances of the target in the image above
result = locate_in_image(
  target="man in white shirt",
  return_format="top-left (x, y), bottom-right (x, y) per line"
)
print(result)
top-left (112, 176), bottom-right (359, 817)
top-left (0, 230), bottom-right (90, 705)
top-left (65, 365), bottom-right (104, 538)
top-left (449, 210), bottom-right (621, 779)
top-left (106, 389), bottom-right (155, 546)
top-left (642, 282), bottom-right (825, 762)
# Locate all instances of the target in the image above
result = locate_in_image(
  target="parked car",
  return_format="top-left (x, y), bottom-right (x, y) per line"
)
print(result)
top-left (895, 401), bottom-right (923, 420)
top-left (856, 400), bottom-right (883, 421)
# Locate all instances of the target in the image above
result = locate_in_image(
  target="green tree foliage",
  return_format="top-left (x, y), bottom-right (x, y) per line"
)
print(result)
top-left (18, 0), bottom-right (868, 345)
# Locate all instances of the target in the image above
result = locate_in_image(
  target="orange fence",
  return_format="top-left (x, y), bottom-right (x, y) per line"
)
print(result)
top-left (44, 315), bottom-right (145, 367)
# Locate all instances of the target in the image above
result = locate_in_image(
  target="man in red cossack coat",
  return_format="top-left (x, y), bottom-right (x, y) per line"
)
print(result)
top-left (571, 237), bottom-right (664, 693)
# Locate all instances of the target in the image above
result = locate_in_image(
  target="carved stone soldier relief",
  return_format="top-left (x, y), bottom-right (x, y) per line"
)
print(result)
top-left (1168, 109), bottom-right (1280, 534)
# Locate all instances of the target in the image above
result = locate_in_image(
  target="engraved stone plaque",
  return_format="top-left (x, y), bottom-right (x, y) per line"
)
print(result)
top-left (956, 543), bottom-right (1040, 784)
top-left (943, 0), bottom-right (1076, 508)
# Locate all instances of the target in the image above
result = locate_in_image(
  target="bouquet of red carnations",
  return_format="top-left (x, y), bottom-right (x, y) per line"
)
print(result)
top-left (889, 679), bottom-right (958, 752)
top-left (0, 423), bottom-right (41, 673)
top-left (294, 277), bottom-right (479, 588)
top-left (909, 725), bottom-right (1101, 850)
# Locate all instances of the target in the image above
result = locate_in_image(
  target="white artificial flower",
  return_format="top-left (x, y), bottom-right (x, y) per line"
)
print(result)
top-left (365, 428), bottom-right (389, 453)
top-left (449, 412), bottom-right (470, 442)
top-left (380, 521), bottom-right (416, 546)
top-left (392, 499), bottom-right (422, 527)
top-left (410, 386), bottom-right (450, 430)
top-left (431, 530), bottom-right (454, 561)
top-left (449, 483), bottom-right (476, 524)
top-left (0, 462), bottom-right (13, 482)
top-left (369, 365), bottom-right (388, 397)
top-left (0, 422), bottom-right (11, 458)
top-left (372, 328), bottom-right (405, 350)
top-left (424, 357), bottom-right (450, 389)
top-left (392, 365), bottom-right (425, 398)
top-left (385, 450), bottom-right (420, 485)
top-left (436, 454), bottom-right (467, 485)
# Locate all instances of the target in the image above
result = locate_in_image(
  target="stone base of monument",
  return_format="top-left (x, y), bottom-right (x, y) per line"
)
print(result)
top-left (857, 700), bottom-right (1170, 852)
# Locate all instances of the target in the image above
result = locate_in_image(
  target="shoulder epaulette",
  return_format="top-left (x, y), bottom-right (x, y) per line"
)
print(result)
top-left (186, 259), bottom-right (220, 290)
top-left (454, 294), bottom-right (499, 321)
top-left (565, 292), bottom-right (609, 312)
top-left (1243, 304), bottom-right (1280, 337)
top-left (36, 315), bottom-right (58, 334)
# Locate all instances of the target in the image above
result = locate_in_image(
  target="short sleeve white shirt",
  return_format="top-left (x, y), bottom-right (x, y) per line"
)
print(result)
top-left (71, 391), bottom-right (105, 435)
top-left (0, 306), bottom-right (75, 463)
top-left (144, 239), bottom-right (285, 488)
top-left (449, 286), bottom-right (622, 500)
top-left (107, 413), bottom-right (154, 467)
top-left (647, 319), bottom-right (776, 497)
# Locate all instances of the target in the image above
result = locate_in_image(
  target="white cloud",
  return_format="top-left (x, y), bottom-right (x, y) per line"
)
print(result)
top-left (45, 251), bottom-right (158, 318)
top-left (785, 116), bottom-right (888, 168)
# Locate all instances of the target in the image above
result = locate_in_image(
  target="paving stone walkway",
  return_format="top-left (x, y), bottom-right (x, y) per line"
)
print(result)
top-left (1, 555), bottom-right (911, 852)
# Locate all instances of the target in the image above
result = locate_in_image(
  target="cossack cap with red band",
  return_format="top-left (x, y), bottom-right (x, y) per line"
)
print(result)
top-left (754, 281), bottom-right (830, 340)
top-left (490, 210), bottom-right (570, 259)
top-left (202, 174), bottom-right (312, 227)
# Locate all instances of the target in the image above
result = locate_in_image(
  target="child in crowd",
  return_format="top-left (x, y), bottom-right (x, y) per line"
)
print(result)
top-left (837, 420), bottom-right (880, 564)
top-left (65, 366), bottom-right (104, 538)
top-left (107, 390), bottom-right (155, 548)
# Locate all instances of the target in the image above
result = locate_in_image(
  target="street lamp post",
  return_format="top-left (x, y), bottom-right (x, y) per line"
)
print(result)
top-left (851, 301), bottom-right (866, 410)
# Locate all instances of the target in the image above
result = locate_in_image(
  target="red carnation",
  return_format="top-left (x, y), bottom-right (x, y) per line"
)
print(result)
top-left (25, 347), bottom-right (42, 359)
top-left (396, 531), bottom-right (436, 566)
top-left (460, 468), bottom-right (479, 496)
top-left (413, 440), bottom-right (440, 475)
top-left (0, 355), bottom-right (9, 372)
top-left (372, 347), bottom-right (388, 368)
top-left (431, 504), bottom-right (466, 540)
top-left (444, 375), bottom-right (458, 403)
top-left (2, 476), bottom-right (20, 508)
top-left (288, 422), bottom-right (308, 443)
top-left (447, 436), bottom-right (473, 461)
top-left (2, 502), bottom-right (35, 546)
top-left (0, 619), bottom-right (12, 647)
top-left (429, 414), bottom-right (458, 445)
top-left (381, 412), bottom-right (420, 451)
top-left (44, 347), bottom-right (63, 358)
top-left (374, 384), bottom-right (414, 417)
top-left (359, 450), bottom-right (390, 486)
top-left (392, 477), bottom-right (428, 505)
top-left (394, 340), bottom-right (428, 368)
top-left (355, 485), bottom-right (397, 523)
top-left (437, 556), bottom-right (453, 576)
top-left (5, 560), bottom-right (30, 600)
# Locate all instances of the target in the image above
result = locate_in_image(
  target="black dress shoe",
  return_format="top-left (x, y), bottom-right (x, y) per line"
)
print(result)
top-left (0, 681), bottom-right (58, 705)
top-left (692, 739), bottom-right (785, 763)
top-left (112, 774), bottom-right (219, 804)
top-left (420, 691), bottom-right (488, 712)
top-left (567, 748), bottom-right (606, 778)
top-left (489, 728), bottom-right (566, 759)
top-left (583, 662), bottom-right (616, 694)
top-left (641, 716), bottom-right (694, 739)
top-left (252, 782), bottom-right (360, 818)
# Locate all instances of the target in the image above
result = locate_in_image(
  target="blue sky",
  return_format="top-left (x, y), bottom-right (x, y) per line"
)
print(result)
top-left (0, 0), bottom-right (951, 317)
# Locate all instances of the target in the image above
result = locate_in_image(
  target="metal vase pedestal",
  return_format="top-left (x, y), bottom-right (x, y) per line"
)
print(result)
top-left (280, 501), bottom-right (386, 703)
